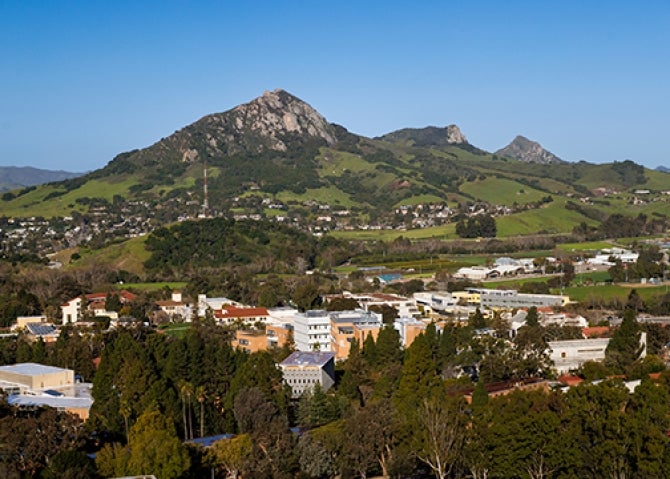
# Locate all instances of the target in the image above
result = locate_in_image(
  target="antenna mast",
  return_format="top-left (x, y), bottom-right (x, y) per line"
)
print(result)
top-left (202, 156), bottom-right (209, 217)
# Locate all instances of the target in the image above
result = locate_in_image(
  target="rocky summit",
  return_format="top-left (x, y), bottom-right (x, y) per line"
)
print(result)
top-left (495, 135), bottom-right (563, 164)
top-left (100, 89), bottom-right (338, 174)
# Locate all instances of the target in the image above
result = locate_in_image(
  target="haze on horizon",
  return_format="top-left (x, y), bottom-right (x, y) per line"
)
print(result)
top-left (1, 1), bottom-right (668, 172)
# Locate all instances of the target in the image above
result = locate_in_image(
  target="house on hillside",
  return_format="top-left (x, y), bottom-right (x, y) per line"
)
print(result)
top-left (155, 291), bottom-right (192, 322)
top-left (61, 290), bottom-right (136, 324)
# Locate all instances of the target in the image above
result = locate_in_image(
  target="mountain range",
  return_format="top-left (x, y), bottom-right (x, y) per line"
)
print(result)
top-left (0, 166), bottom-right (82, 192)
top-left (1, 89), bottom-right (668, 238)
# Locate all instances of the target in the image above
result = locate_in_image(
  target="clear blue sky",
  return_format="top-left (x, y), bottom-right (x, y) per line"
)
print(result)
top-left (1, 1), bottom-right (668, 172)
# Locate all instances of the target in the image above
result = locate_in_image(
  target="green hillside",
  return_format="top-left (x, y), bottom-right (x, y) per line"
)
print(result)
top-left (0, 90), bottom-right (667, 247)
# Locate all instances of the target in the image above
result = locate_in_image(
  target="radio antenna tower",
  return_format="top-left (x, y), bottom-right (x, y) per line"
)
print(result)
top-left (201, 156), bottom-right (209, 218)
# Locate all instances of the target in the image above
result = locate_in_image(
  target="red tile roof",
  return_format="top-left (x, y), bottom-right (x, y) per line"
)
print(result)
top-left (214, 306), bottom-right (269, 320)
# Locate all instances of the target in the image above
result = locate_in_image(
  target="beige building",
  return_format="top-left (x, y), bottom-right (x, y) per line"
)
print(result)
top-left (0, 363), bottom-right (74, 390)
top-left (0, 363), bottom-right (92, 420)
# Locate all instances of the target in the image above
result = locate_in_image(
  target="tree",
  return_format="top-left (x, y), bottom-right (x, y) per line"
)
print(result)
top-left (292, 278), bottom-right (322, 312)
top-left (126, 409), bottom-right (190, 479)
top-left (196, 385), bottom-right (206, 438)
top-left (470, 380), bottom-right (489, 409)
top-left (416, 395), bottom-right (468, 479)
top-left (105, 292), bottom-right (123, 312)
top-left (605, 308), bottom-right (643, 373)
top-left (525, 306), bottom-right (540, 327)
top-left (209, 434), bottom-right (253, 479)
top-left (470, 308), bottom-right (487, 330)
top-left (393, 334), bottom-right (441, 417)
top-left (40, 450), bottom-right (96, 479)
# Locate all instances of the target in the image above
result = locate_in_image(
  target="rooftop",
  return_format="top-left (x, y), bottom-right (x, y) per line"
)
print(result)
top-left (280, 351), bottom-right (335, 368)
top-left (0, 362), bottom-right (73, 377)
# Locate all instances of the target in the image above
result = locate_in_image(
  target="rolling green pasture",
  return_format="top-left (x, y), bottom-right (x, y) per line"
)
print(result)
top-left (556, 241), bottom-right (619, 252)
top-left (496, 201), bottom-right (596, 236)
top-left (459, 177), bottom-right (548, 205)
top-left (276, 186), bottom-right (356, 207)
top-left (563, 283), bottom-right (668, 303)
top-left (73, 235), bottom-right (151, 275)
top-left (2, 178), bottom-right (139, 218)
top-left (329, 224), bottom-right (457, 241)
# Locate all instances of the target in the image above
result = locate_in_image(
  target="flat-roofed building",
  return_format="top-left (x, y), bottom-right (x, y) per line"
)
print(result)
top-left (0, 363), bottom-right (74, 390)
top-left (329, 310), bottom-right (382, 360)
top-left (413, 291), bottom-right (457, 314)
top-left (280, 351), bottom-right (336, 398)
top-left (0, 363), bottom-right (92, 420)
top-left (394, 317), bottom-right (427, 347)
top-left (294, 310), bottom-right (331, 352)
top-left (548, 333), bottom-right (646, 374)
top-left (13, 315), bottom-right (48, 330)
top-left (478, 289), bottom-right (568, 309)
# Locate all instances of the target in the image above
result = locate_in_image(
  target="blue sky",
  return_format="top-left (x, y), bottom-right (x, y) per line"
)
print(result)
top-left (1, 1), bottom-right (668, 172)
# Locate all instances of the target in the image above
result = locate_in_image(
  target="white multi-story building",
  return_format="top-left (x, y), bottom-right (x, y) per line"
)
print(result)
top-left (549, 333), bottom-right (647, 374)
top-left (478, 289), bottom-right (569, 309)
top-left (294, 310), bottom-right (332, 352)
top-left (413, 291), bottom-right (457, 314)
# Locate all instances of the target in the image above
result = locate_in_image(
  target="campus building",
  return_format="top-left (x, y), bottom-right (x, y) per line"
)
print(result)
top-left (280, 351), bottom-right (336, 398)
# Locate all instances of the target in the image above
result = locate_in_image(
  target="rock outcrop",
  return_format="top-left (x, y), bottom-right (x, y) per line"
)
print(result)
top-left (495, 135), bottom-right (563, 164)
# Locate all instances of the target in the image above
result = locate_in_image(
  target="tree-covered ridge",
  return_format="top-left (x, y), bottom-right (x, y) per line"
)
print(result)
top-left (143, 218), bottom-right (321, 274)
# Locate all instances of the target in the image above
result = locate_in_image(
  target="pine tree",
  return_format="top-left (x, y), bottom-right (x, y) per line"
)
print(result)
top-left (525, 306), bottom-right (540, 327)
top-left (471, 308), bottom-right (487, 330)
top-left (393, 334), bottom-right (442, 416)
top-left (471, 380), bottom-right (489, 410)
top-left (605, 308), bottom-right (643, 373)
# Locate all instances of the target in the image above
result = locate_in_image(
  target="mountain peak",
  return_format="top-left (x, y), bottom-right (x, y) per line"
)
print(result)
top-left (226, 89), bottom-right (337, 149)
top-left (495, 135), bottom-right (563, 164)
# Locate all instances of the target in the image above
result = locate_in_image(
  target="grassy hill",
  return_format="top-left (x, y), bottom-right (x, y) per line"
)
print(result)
top-left (0, 90), bottom-right (667, 245)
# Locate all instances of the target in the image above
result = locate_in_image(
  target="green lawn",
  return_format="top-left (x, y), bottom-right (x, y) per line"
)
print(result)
top-left (158, 323), bottom-right (192, 339)
top-left (562, 283), bottom-right (668, 303)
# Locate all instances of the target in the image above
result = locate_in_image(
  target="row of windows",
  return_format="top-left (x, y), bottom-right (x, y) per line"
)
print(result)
top-left (287, 378), bottom-right (319, 384)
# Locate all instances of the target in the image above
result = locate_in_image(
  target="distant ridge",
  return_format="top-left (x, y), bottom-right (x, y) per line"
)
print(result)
top-left (495, 135), bottom-right (564, 164)
top-left (0, 166), bottom-right (83, 192)
top-left (377, 125), bottom-right (469, 147)
top-left (656, 166), bottom-right (670, 173)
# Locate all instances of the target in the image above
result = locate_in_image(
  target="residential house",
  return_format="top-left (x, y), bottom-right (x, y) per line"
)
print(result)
top-left (213, 306), bottom-right (269, 326)
top-left (61, 290), bottom-right (136, 324)
top-left (155, 291), bottom-right (192, 322)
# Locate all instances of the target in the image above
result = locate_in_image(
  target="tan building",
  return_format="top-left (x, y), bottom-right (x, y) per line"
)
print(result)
top-left (231, 330), bottom-right (269, 353)
top-left (231, 323), bottom-right (293, 353)
top-left (329, 310), bottom-right (383, 360)
top-left (0, 363), bottom-right (92, 420)
top-left (0, 363), bottom-right (74, 390)
top-left (13, 315), bottom-right (48, 330)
